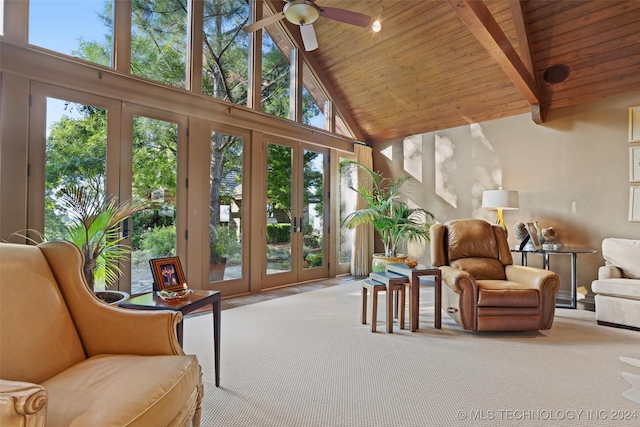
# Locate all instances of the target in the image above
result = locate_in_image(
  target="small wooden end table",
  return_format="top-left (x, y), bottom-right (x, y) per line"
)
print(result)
top-left (119, 289), bottom-right (221, 387)
top-left (385, 263), bottom-right (442, 331)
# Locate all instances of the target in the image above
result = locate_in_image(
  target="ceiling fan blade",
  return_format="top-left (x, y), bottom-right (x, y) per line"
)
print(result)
top-left (243, 12), bottom-right (285, 33)
top-left (300, 24), bottom-right (319, 51)
top-left (320, 6), bottom-right (371, 28)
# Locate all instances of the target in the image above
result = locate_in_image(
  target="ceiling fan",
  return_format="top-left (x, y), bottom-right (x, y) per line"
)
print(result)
top-left (242, 0), bottom-right (375, 52)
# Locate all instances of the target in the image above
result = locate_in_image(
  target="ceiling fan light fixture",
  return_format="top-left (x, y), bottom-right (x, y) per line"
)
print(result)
top-left (372, 20), bottom-right (381, 32)
top-left (284, 0), bottom-right (320, 26)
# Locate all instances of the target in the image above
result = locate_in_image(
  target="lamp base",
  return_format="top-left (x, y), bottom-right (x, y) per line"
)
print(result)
top-left (496, 209), bottom-right (508, 237)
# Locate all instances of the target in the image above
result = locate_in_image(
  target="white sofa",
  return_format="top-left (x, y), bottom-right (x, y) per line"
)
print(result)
top-left (591, 238), bottom-right (640, 330)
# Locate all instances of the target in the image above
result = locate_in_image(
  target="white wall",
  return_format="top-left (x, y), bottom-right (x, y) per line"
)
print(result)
top-left (373, 92), bottom-right (640, 300)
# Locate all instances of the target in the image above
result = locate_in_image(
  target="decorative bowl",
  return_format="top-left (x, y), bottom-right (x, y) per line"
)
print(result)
top-left (156, 288), bottom-right (192, 301)
top-left (405, 258), bottom-right (418, 268)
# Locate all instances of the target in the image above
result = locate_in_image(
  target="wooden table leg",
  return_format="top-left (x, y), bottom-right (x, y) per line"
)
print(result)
top-left (176, 321), bottom-right (184, 346)
top-left (410, 271), bottom-right (420, 332)
top-left (386, 282), bottom-right (393, 333)
top-left (434, 272), bottom-right (442, 329)
top-left (212, 297), bottom-right (221, 387)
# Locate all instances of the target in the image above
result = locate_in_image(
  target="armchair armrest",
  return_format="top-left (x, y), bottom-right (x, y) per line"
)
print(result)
top-left (0, 379), bottom-right (48, 427)
top-left (599, 264), bottom-right (622, 280)
top-left (39, 241), bottom-right (184, 357)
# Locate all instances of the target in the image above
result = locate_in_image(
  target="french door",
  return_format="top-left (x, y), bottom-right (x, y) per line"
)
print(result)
top-left (28, 83), bottom-right (188, 295)
top-left (264, 140), bottom-right (329, 288)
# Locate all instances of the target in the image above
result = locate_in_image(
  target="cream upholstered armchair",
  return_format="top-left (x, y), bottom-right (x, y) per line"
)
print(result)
top-left (430, 219), bottom-right (561, 332)
top-left (0, 241), bottom-right (203, 427)
top-left (591, 238), bottom-right (640, 330)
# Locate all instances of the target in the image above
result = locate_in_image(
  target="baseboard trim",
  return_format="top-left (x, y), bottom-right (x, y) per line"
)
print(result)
top-left (597, 320), bottom-right (640, 332)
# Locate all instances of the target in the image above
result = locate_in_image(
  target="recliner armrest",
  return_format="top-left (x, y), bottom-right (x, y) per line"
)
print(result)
top-left (0, 379), bottom-right (48, 427)
top-left (439, 265), bottom-right (474, 293)
top-left (505, 265), bottom-right (561, 293)
top-left (599, 264), bottom-right (622, 280)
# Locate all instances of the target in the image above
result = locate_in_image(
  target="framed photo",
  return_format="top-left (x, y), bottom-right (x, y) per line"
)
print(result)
top-left (630, 106), bottom-right (640, 142)
top-left (630, 186), bottom-right (640, 222)
top-left (149, 257), bottom-right (186, 291)
top-left (526, 222), bottom-right (542, 250)
top-left (631, 145), bottom-right (640, 182)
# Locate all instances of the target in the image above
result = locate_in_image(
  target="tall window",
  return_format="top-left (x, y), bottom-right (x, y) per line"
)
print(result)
top-left (29, 0), bottom-right (113, 66)
top-left (262, 29), bottom-right (290, 118)
top-left (202, 0), bottom-right (250, 105)
top-left (302, 65), bottom-right (326, 129)
top-left (131, 0), bottom-right (188, 88)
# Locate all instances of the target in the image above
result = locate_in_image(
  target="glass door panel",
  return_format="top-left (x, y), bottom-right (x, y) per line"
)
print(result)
top-left (209, 130), bottom-right (244, 283)
top-left (302, 149), bottom-right (324, 270)
top-left (266, 143), bottom-right (293, 276)
top-left (130, 115), bottom-right (180, 294)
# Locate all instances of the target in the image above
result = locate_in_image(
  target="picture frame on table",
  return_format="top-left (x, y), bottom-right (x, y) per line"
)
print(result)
top-left (630, 106), bottom-right (640, 143)
top-left (149, 257), bottom-right (186, 291)
top-left (630, 145), bottom-right (640, 183)
top-left (630, 186), bottom-right (640, 222)
top-left (526, 222), bottom-right (542, 250)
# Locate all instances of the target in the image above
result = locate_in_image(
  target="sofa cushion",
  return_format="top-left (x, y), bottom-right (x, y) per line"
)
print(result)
top-left (592, 278), bottom-right (640, 300)
top-left (0, 244), bottom-right (86, 384)
top-left (602, 238), bottom-right (640, 279)
top-left (42, 354), bottom-right (200, 427)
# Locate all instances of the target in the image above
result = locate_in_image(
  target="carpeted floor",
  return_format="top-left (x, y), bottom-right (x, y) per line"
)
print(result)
top-left (183, 278), bottom-right (640, 427)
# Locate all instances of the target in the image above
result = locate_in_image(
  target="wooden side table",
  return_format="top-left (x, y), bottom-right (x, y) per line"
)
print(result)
top-left (385, 263), bottom-right (442, 331)
top-left (119, 289), bottom-right (221, 387)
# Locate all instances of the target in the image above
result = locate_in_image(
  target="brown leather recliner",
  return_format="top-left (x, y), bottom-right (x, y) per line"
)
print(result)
top-left (430, 219), bottom-right (561, 332)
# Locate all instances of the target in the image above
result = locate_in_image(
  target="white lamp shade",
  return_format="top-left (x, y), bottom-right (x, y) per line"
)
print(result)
top-left (482, 189), bottom-right (519, 210)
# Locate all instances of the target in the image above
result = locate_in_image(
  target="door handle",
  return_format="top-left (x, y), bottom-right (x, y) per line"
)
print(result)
top-left (292, 217), bottom-right (297, 233)
top-left (299, 217), bottom-right (303, 233)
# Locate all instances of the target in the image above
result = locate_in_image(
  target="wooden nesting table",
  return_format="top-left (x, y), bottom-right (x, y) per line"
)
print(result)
top-left (385, 263), bottom-right (442, 331)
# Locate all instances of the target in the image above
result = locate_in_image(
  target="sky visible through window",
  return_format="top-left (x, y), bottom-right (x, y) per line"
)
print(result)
top-left (28, 0), bottom-right (324, 130)
top-left (29, 1), bottom-right (108, 56)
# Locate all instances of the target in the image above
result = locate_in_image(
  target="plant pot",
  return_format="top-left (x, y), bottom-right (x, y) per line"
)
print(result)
top-left (95, 290), bottom-right (130, 305)
top-left (209, 258), bottom-right (227, 282)
top-left (372, 254), bottom-right (408, 273)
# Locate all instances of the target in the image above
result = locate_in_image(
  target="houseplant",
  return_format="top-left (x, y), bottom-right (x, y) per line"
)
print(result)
top-left (57, 186), bottom-right (148, 302)
top-left (341, 160), bottom-right (434, 271)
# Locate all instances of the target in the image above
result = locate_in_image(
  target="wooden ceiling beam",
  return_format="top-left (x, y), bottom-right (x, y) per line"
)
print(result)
top-left (510, 0), bottom-right (545, 123)
top-left (447, 0), bottom-right (544, 123)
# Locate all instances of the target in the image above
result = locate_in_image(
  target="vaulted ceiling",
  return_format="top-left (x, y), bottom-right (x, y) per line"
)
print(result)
top-left (272, 0), bottom-right (640, 144)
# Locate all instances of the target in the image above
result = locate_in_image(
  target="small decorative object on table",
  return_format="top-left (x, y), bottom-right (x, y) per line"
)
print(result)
top-left (156, 284), bottom-right (193, 301)
top-left (405, 257), bottom-right (418, 268)
top-left (149, 256), bottom-right (187, 292)
top-left (513, 222), bottom-right (530, 250)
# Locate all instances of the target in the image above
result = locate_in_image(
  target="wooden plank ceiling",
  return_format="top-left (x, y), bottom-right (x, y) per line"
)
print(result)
top-left (273, 0), bottom-right (640, 144)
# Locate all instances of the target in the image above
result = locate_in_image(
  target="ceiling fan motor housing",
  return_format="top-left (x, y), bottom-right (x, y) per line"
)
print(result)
top-left (284, 0), bottom-right (320, 26)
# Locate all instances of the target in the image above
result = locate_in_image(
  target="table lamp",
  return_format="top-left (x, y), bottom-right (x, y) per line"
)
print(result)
top-left (482, 187), bottom-right (519, 235)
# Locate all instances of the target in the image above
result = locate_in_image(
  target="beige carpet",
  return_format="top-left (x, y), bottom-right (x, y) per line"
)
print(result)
top-left (183, 278), bottom-right (640, 427)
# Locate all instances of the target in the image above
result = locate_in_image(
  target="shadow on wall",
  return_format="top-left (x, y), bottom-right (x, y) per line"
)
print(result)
top-left (432, 123), bottom-right (503, 220)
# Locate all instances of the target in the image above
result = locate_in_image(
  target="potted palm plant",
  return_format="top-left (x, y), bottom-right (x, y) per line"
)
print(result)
top-left (57, 186), bottom-right (148, 303)
top-left (341, 161), bottom-right (434, 272)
